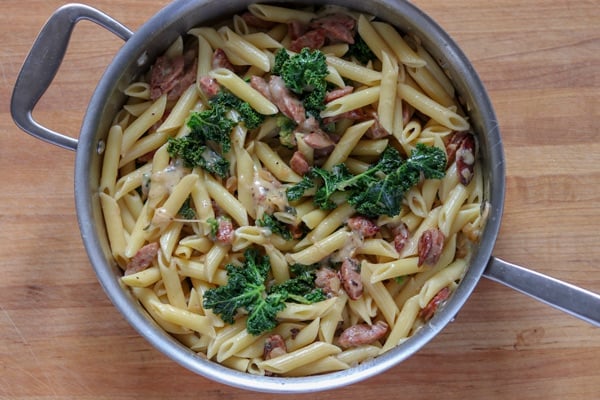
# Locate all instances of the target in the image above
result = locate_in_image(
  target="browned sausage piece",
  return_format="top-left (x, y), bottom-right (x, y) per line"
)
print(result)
top-left (309, 14), bottom-right (356, 44)
top-left (417, 228), bottom-right (445, 266)
top-left (241, 12), bottom-right (277, 30)
top-left (125, 242), bottom-right (159, 275)
top-left (215, 218), bottom-right (234, 245)
top-left (290, 29), bottom-right (327, 52)
top-left (325, 85), bottom-right (354, 102)
top-left (456, 133), bottom-right (476, 186)
top-left (290, 151), bottom-right (310, 175)
top-left (338, 321), bottom-right (389, 348)
top-left (267, 75), bottom-right (307, 124)
top-left (392, 222), bottom-right (409, 253)
top-left (315, 267), bottom-right (341, 298)
top-left (150, 55), bottom-right (185, 100)
top-left (211, 48), bottom-right (235, 71)
top-left (419, 287), bottom-right (451, 321)
top-left (339, 258), bottom-right (363, 300)
top-left (198, 76), bottom-right (220, 99)
top-left (263, 334), bottom-right (287, 360)
top-left (347, 216), bottom-right (379, 238)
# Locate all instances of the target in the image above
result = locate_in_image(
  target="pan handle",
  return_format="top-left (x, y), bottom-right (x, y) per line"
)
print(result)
top-left (484, 257), bottom-right (600, 327)
top-left (10, 3), bottom-right (132, 151)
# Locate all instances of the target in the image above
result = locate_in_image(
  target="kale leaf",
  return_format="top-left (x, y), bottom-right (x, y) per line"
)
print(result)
top-left (276, 115), bottom-right (297, 148)
top-left (272, 48), bottom-right (329, 117)
top-left (210, 91), bottom-right (265, 130)
top-left (286, 144), bottom-right (447, 218)
top-left (285, 173), bottom-right (316, 203)
top-left (271, 263), bottom-right (325, 304)
top-left (347, 34), bottom-right (377, 64)
top-left (167, 90), bottom-right (265, 177)
top-left (206, 217), bottom-right (219, 238)
top-left (166, 136), bottom-right (230, 177)
top-left (202, 248), bottom-right (325, 335)
top-left (311, 164), bottom-right (355, 210)
top-left (256, 214), bottom-right (293, 240)
top-left (187, 102), bottom-right (235, 152)
top-left (203, 248), bottom-right (270, 329)
top-left (177, 196), bottom-right (196, 220)
top-left (349, 144), bottom-right (446, 217)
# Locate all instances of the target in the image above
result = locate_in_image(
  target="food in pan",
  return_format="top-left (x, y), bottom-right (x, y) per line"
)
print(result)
top-left (99, 3), bottom-right (486, 376)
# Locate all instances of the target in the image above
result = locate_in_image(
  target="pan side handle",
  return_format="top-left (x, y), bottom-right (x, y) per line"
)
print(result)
top-left (10, 3), bottom-right (133, 151)
top-left (484, 257), bottom-right (600, 327)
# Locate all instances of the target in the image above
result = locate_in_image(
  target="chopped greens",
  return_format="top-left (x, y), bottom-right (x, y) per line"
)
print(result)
top-left (286, 144), bottom-right (447, 218)
top-left (210, 90), bottom-right (265, 130)
top-left (206, 217), bottom-right (220, 238)
top-left (256, 214), bottom-right (293, 240)
top-left (272, 48), bottom-right (329, 117)
top-left (167, 90), bottom-right (265, 177)
top-left (276, 115), bottom-right (297, 148)
top-left (177, 197), bottom-right (196, 220)
top-left (347, 34), bottom-right (377, 64)
top-left (202, 248), bottom-right (325, 335)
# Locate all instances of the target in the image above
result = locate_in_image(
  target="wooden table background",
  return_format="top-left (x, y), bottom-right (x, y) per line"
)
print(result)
top-left (1, 1), bottom-right (599, 398)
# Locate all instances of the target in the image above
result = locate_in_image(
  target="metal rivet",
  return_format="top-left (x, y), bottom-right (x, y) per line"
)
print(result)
top-left (137, 51), bottom-right (149, 67)
top-left (97, 139), bottom-right (106, 155)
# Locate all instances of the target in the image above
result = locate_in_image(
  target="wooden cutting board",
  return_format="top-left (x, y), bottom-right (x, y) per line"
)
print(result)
top-left (1, 1), bottom-right (598, 399)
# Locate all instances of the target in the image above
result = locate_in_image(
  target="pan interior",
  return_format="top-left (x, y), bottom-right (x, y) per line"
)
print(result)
top-left (74, 0), bottom-right (504, 392)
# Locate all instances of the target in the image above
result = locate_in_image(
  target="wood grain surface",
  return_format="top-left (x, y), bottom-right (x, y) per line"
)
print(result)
top-left (1, 1), bottom-right (599, 399)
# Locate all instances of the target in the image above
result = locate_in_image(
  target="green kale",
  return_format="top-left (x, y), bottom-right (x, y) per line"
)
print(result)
top-left (210, 91), bottom-right (265, 130)
top-left (285, 173), bottom-right (316, 202)
top-left (349, 144), bottom-right (446, 217)
top-left (276, 115), bottom-right (297, 148)
top-left (203, 248), bottom-right (271, 328)
top-left (187, 102), bottom-right (234, 152)
top-left (167, 90), bottom-right (265, 177)
top-left (347, 34), bottom-right (377, 64)
top-left (285, 162), bottom-right (365, 209)
top-left (178, 197), bottom-right (196, 220)
top-left (256, 214), bottom-right (293, 240)
top-left (206, 217), bottom-right (219, 238)
top-left (166, 136), bottom-right (230, 177)
top-left (166, 99), bottom-right (232, 177)
top-left (272, 263), bottom-right (326, 304)
top-left (272, 48), bottom-right (290, 75)
top-left (206, 216), bottom-right (231, 239)
top-left (272, 48), bottom-right (329, 117)
top-left (404, 142), bottom-right (448, 178)
top-left (286, 144), bottom-right (447, 218)
top-left (202, 248), bottom-right (325, 335)
top-left (311, 164), bottom-right (355, 210)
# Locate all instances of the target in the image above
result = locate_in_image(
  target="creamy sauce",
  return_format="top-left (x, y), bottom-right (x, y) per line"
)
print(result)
top-left (331, 229), bottom-right (363, 263)
top-left (148, 162), bottom-right (187, 228)
top-left (251, 168), bottom-right (289, 220)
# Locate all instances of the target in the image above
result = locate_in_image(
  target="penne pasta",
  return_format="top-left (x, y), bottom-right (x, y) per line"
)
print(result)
top-left (120, 94), bottom-right (167, 155)
top-left (398, 83), bottom-right (469, 131)
top-left (325, 55), bottom-right (382, 85)
top-left (257, 342), bottom-right (342, 374)
top-left (377, 51), bottom-right (399, 133)
top-left (221, 27), bottom-right (271, 72)
top-left (210, 68), bottom-right (278, 115)
top-left (322, 120), bottom-right (373, 170)
top-left (321, 86), bottom-right (381, 118)
top-left (371, 21), bottom-right (426, 68)
top-left (357, 14), bottom-right (395, 63)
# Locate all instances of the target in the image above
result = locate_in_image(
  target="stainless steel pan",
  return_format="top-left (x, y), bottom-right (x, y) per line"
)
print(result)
top-left (11, 0), bottom-right (600, 393)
